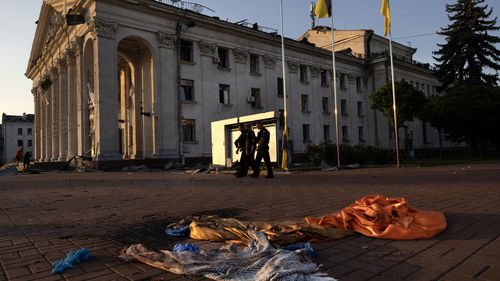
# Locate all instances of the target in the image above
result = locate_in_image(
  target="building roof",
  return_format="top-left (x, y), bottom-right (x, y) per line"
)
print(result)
top-left (1, 113), bottom-right (35, 124)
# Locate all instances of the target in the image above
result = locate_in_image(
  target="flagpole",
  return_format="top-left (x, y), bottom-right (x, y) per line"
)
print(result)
top-left (388, 34), bottom-right (400, 167)
top-left (330, 15), bottom-right (341, 168)
top-left (280, 0), bottom-right (289, 171)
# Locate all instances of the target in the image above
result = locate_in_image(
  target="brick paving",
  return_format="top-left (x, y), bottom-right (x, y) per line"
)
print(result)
top-left (0, 163), bottom-right (499, 281)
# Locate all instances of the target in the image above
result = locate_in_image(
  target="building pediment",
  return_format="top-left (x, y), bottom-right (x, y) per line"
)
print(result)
top-left (43, 0), bottom-right (79, 13)
top-left (26, 2), bottom-right (66, 78)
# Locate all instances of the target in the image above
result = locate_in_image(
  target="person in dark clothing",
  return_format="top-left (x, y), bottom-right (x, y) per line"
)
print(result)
top-left (23, 151), bottom-right (31, 170)
top-left (15, 148), bottom-right (23, 165)
top-left (251, 121), bottom-right (274, 178)
top-left (245, 123), bottom-right (256, 174)
top-left (234, 124), bottom-right (250, 177)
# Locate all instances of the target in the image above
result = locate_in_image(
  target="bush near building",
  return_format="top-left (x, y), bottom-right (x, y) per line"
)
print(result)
top-left (306, 143), bottom-right (394, 166)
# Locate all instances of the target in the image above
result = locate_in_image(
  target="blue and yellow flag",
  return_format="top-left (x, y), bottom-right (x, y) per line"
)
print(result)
top-left (315, 0), bottom-right (332, 18)
top-left (380, 0), bottom-right (391, 37)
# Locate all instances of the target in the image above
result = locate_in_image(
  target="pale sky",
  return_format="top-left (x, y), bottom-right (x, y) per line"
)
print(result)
top-left (0, 0), bottom-right (498, 119)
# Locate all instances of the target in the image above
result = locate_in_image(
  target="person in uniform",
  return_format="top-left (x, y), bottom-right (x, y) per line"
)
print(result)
top-left (251, 121), bottom-right (274, 178)
top-left (234, 124), bottom-right (249, 177)
top-left (245, 123), bottom-right (256, 175)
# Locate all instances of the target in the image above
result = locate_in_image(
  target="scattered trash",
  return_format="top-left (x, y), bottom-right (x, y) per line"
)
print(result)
top-left (185, 169), bottom-right (201, 174)
top-left (320, 160), bottom-right (337, 171)
top-left (66, 156), bottom-right (93, 172)
top-left (345, 163), bottom-right (360, 169)
top-left (164, 161), bottom-right (182, 170)
top-left (51, 248), bottom-right (95, 274)
top-left (0, 164), bottom-right (18, 176)
top-left (129, 164), bottom-right (149, 172)
top-left (282, 242), bottom-right (318, 258)
top-left (165, 225), bottom-right (190, 237)
top-left (172, 243), bottom-right (200, 253)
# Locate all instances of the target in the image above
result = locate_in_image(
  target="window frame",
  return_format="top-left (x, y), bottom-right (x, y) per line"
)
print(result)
top-left (320, 69), bottom-right (329, 87)
top-left (299, 65), bottom-right (308, 83)
top-left (180, 79), bottom-right (194, 102)
top-left (217, 47), bottom-right (230, 69)
top-left (249, 54), bottom-right (260, 74)
top-left (322, 97), bottom-right (330, 114)
top-left (250, 88), bottom-right (261, 108)
top-left (340, 99), bottom-right (348, 116)
top-left (301, 94), bottom-right (309, 113)
top-left (302, 124), bottom-right (310, 143)
top-left (180, 40), bottom-right (193, 62)
top-left (219, 84), bottom-right (230, 105)
top-left (182, 119), bottom-right (196, 142)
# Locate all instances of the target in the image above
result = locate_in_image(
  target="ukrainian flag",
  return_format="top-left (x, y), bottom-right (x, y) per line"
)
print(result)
top-left (315, 0), bottom-right (332, 18)
top-left (381, 0), bottom-right (391, 36)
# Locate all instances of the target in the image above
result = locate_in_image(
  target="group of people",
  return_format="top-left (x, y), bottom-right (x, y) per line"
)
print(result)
top-left (15, 148), bottom-right (32, 170)
top-left (234, 121), bottom-right (274, 178)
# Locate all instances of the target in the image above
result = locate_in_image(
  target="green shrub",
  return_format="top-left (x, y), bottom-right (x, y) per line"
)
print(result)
top-left (306, 143), bottom-right (393, 166)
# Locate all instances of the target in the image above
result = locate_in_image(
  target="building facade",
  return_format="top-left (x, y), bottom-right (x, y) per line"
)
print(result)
top-left (1, 114), bottom-right (35, 164)
top-left (26, 0), bottom-right (458, 167)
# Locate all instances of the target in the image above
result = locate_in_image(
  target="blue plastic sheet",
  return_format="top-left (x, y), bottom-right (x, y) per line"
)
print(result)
top-left (281, 242), bottom-right (318, 258)
top-left (52, 248), bottom-right (95, 274)
top-left (165, 225), bottom-right (190, 237)
top-left (172, 243), bottom-right (200, 253)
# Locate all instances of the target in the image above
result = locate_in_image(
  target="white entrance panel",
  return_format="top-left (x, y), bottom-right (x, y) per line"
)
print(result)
top-left (211, 111), bottom-right (277, 166)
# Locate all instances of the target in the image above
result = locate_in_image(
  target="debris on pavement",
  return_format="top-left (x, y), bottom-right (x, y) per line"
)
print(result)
top-left (52, 248), bottom-right (95, 274)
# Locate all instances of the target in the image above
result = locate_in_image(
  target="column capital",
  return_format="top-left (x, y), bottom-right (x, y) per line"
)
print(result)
top-left (157, 31), bottom-right (176, 49)
top-left (56, 56), bottom-right (68, 72)
top-left (233, 48), bottom-right (248, 64)
top-left (264, 55), bottom-right (276, 69)
top-left (88, 17), bottom-right (118, 39)
top-left (198, 40), bottom-right (217, 57)
top-left (50, 65), bottom-right (59, 79)
top-left (70, 36), bottom-right (84, 55)
top-left (286, 60), bottom-right (299, 73)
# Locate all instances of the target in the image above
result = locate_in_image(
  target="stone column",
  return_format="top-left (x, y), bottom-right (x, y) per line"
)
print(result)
top-left (32, 87), bottom-right (40, 161)
top-left (67, 47), bottom-right (78, 159)
top-left (74, 37), bottom-right (87, 156)
top-left (89, 17), bottom-right (120, 161)
top-left (39, 90), bottom-right (45, 161)
top-left (156, 31), bottom-right (177, 158)
top-left (40, 88), bottom-right (48, 161)
top-left (50, 67), bottom-right (58, 161)
top-left (58, 56), bottom-right (68, 161)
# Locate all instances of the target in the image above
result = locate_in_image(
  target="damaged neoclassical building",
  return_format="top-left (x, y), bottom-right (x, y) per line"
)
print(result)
top-left (27, 0), bottom-right (454, 168)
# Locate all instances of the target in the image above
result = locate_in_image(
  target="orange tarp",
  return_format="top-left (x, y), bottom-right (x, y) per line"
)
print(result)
top-left (305, 194), bottom-right (447, 240)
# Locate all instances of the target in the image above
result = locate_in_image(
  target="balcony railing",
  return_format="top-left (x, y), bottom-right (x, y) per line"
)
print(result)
top-left (152, 0), bottom-right (215, 14)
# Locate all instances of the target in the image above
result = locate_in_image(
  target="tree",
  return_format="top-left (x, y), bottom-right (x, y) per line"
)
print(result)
top-left (369, 81), bottom-right (427, 128)
top-left (433, 0), bottom-right (500, 89)
top-left (422, 86), bottom-right (500, 151)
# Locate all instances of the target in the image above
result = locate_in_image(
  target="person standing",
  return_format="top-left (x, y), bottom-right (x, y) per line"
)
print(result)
top-left (251, 121), bottom-right (274, 178)
top-left (245, 123), bottom-right (256, 175)
top-left (23, 151), bottom-right (32, 170)
top-left (234, 124), bottom-right (249, 177)
top-left (15, 148), bottom-right (23, 165)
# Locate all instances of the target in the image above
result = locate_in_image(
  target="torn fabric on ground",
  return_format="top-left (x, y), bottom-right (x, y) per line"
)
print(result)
top-left (305, 194), bottom-right (447, 240)
top-left (168, 215), bottom-right (352, 245)
top-left (121, 231), bottom-right (336, 281)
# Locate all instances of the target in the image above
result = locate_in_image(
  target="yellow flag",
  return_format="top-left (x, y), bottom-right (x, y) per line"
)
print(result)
top-left (315, 0), bottom-right (331, 18)
top-left (380, 0), bottom-right (391, 36)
